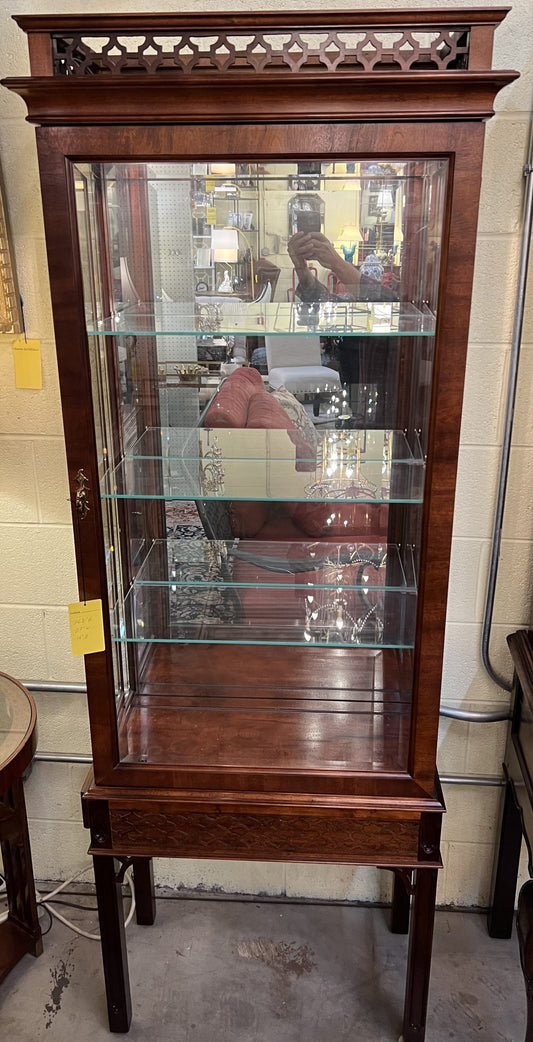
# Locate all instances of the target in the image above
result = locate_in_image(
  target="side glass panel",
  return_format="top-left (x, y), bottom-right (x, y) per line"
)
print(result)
top-left (74, 159), bottom-right (448, 777)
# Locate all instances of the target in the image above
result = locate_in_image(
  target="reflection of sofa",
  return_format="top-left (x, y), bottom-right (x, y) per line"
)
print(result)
top-left (196, 367), bottom-right (389, 641)
top-left (201, 366), bottom-right (388, 544)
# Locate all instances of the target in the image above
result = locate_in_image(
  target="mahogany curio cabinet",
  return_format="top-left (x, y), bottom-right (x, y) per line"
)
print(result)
top-left (4, 10), bottom-right (517, 1039)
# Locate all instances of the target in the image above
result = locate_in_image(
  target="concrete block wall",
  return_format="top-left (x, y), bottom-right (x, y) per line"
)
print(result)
top-left (1, 0), bottom-right (533, 907)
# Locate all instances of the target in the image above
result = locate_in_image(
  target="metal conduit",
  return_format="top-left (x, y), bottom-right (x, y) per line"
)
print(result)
top-left (481, 126), bottom-right (533, 693)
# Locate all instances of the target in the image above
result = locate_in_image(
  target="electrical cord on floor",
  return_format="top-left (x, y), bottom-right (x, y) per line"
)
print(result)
top-left (0, 863), bottom-right (136, 941)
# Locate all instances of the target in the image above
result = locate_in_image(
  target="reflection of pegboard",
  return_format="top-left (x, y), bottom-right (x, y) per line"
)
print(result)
top-left (148, 164), bottom-right (198, 426)
top-left (148, 163), bottom-right (195, 301)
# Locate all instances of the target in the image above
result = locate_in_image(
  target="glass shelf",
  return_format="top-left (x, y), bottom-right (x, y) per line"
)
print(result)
top-left (102, 429), bottom-right (425, 504)
top-left (86, 300), bottom-right (436, 338)
top-left (112, 539), bottom-right (416, 649)
top-left (136, 539), bottom-right (416, 591)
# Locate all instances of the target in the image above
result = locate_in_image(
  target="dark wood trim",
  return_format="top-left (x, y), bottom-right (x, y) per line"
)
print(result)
top-left (13, 9), bottom-right (513, 33)
top-left (402, 867), bottom-right (440, 1042)
top-left (488, 775), bottom-right (523, 938)
top-left (132, 859), bottom-right (156, 926)
top-left (3, 73), bottom-right (517, 127)
top-left (92, 856), bottom-right (132, 1032)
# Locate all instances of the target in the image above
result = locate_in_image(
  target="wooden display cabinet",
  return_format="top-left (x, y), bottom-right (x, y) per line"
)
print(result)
top-left (4, 10), bottom-right (517, 1038)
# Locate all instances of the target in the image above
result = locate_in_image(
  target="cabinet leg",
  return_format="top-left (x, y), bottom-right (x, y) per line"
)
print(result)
top-left (0, 778), bottom-right (43, 958)
top-left (517, 880), bottom-right (533, 1042)
top-left (93, 855), bottom-right (132, 1033)
top-left (488, 778), bottom-right (523, 938)
top-left (401, 867), bottom-right (438, 1042)
top-left (132, 858), bottom-right (156, 925)
top-left (391, 871), bottom-right (412, 934)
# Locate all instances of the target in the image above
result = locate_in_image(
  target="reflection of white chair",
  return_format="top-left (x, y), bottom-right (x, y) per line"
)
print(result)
top-left (265, 335), bottom-right (341, 409)
top-left (252, 280), bottom-right (272, 304)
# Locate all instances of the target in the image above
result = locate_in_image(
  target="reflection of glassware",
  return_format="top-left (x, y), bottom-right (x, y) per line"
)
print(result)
top-left (200, 434), bottom-right (225, 495)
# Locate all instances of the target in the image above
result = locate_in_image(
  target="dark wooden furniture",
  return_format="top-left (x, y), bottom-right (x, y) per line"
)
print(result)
top-left (0, 672), bottom-right (42, 982)
top-left (3, 10), bottom-right (516, 1039)
top-left (489, 630), bottom-right (533, 1041)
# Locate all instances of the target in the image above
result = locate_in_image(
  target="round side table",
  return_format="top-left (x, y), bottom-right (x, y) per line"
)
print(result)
top-left (0, 672), bottom-right (43, 981)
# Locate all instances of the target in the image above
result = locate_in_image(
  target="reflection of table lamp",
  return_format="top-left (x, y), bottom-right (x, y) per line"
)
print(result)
top-left (375, 189), bottom-right (394, 250)
top-left (211, 226), bottom-right (255, 295)
top-left (336, 224), bottom-right (363, 265)
top-left (393, 188), bottom-right (404, 259)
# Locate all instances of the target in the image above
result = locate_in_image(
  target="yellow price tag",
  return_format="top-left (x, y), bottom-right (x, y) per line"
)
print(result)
top-left (68, 599), bottom-right (106, 657)
top-left (206, 207), bottom-right (217, 225)
top-left (13, 338), bottom-right (42, 389)
top-left (205, 178), bottom-right (215, 192)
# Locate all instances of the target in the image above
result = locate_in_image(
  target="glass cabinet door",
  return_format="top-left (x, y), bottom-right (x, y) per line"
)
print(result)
top-left (74, 158), bottom-right (447, 777)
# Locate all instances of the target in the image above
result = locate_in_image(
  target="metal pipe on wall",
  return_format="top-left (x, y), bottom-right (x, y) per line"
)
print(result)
top-left (481, 124), bottom-right (533, 693)
top-left (22, 681), bottom-right (512, 722)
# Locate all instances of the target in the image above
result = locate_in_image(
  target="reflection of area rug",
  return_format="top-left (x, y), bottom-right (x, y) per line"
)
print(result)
top-left (166, 500), bottom-right (203, 539)
top-left (165, 502), bottom-right (241, 625)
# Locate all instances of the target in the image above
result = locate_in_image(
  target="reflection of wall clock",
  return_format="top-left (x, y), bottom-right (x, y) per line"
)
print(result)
top-left (196, 280), bottom-right (208, 292)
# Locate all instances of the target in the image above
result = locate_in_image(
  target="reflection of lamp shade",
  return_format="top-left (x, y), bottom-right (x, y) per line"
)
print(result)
top-left (376, 189), bottom-right (394, 212)
top-left (210, 163), bottom-right (236, 176)
top-left (211, 228), bottom-right (239, 263)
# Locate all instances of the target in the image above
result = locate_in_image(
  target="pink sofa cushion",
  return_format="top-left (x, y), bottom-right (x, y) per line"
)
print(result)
top-left (246, 391), bottom-right (315, 469)
top-left (203, 366), bottom-right (264, 428)
top-left (228, 500), bottom-right (268, 538)
top-left (289, 501), bottom-right (389, 539)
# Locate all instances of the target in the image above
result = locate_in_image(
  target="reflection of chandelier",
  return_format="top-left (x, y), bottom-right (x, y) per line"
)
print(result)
top-left (305, 430), bottom-right (379, 500)
top-left (303, 545), bottom-right (386, 645)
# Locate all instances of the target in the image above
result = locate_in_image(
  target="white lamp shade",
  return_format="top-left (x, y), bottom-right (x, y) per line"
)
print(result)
top-left (211, 228), bottom-right (239, 263)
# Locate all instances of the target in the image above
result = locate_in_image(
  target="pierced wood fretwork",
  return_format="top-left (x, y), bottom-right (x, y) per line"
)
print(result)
top-left (52, 28), bottom-right (470, 77)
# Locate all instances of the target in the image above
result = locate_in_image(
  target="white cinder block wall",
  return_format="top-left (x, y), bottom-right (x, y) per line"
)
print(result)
top-left (1, 0), bottom-right (533, 906)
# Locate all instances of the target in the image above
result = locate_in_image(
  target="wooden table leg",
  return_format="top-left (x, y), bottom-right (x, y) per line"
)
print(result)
top-left (0, 777), bottom-right (43, 975)
top-left (488, 778), bottom-right (523, 939)
top-left (93, 855), bottom-right (132, 1033)
top-left (391, 870), bottom-right (412, 934)
top-left (517, 879), bottom-right (533, 1042)
top-left (401, 866), bottom-right (438, 1042)
top-left (132, 857), bottom-right (156, 926)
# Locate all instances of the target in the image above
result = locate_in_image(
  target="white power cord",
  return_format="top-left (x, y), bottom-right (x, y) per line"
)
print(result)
top-left (0, 862), bottom-right (136, 941)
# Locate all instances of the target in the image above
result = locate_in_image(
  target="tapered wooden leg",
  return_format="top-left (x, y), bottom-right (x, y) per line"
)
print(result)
top-left (132, 858), bottom-right (156, 925)
top-left (488, 779), bottom-right (523, 938)
top-left (391, 871), bottom-right (411, 934)
top-left (402, 867), bottom-right (438, 1042)
top-left (517, 879), bottom-right (533, 1042)
top-left (93, 855), bottom-right (132, 1033)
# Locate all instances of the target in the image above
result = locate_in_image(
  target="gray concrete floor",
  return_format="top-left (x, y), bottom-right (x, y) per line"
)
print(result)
top-left (0, 891), bottom-right (526, 1042)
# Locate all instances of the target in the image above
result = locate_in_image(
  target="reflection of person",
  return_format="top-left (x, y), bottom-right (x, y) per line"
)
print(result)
top-left (288, 231), bottom-right (398, 303)
top-left (287, 232), bottom-right (398, 421)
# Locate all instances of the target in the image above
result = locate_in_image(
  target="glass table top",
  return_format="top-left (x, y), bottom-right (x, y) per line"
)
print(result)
top-left (0, 672), bottom-right (34, 772)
